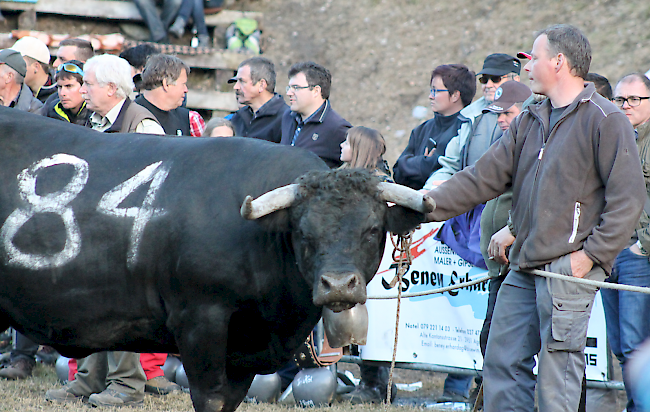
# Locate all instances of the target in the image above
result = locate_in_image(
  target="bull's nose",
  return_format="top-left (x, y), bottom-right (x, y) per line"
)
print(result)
top-left (313, 273), bottom-right (367, 311)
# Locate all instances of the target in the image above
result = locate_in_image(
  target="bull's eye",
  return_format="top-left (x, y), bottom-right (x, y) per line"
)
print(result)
top-left (366, 227), bottom-right (381, 242)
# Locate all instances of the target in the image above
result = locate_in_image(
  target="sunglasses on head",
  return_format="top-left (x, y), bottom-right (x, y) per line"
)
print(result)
top-left (56, 62), bottom-right (84, 77)
top-left (478, 74), bottom-right (506, 84)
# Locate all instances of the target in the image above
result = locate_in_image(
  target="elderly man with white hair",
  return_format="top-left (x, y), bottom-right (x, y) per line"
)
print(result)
top-left (79, 53), bottom-right (163, 134)
top-left (44, 54), bottom-right (164, 409)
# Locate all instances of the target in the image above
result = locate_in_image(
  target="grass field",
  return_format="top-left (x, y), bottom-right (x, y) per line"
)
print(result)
top-left (0, 362), bottom-right (449, 412)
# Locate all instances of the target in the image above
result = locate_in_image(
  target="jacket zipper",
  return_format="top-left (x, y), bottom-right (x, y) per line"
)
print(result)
top-left (568, 202), bottom-right (581, 243)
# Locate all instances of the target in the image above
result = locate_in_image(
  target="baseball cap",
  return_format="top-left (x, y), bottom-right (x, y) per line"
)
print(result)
top-left (0, 49), bottom-right (27, 77)
top-left (483, 81), bottom-right (532, 113)
top-left (227, 76), bottom-right (237, 84)
top-left (477, 53), bottom-right (521, 76)
top-left (517, 51), bottom-right (532, 60)
top-left (11, 36), bottom-right (51, 65)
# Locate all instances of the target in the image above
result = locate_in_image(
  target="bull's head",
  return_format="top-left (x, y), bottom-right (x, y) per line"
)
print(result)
top-left (241, 169), bottom-right (434, 314)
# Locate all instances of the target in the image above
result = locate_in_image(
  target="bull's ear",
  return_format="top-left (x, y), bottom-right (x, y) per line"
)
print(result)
top-left (385, 205), bottom-right (426, 236)
top-left (255, 209), bottom-right (291, 232)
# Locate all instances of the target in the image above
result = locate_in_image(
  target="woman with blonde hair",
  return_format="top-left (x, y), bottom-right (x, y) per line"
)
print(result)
top-left (339, 126), bottom-right (391, 182)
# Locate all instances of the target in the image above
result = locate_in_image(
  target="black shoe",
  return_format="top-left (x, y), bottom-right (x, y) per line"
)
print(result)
top-left (437, 390), bottom-right (470, 403)
top-left (339, 382), bottom-right (397, 404)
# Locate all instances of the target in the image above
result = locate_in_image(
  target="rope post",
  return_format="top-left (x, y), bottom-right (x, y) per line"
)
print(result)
top-left (385, 232), bottom-right (413, 408)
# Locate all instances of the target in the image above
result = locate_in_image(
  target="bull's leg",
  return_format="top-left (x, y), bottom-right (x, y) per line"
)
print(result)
top-left (174, 308), bottom-right (254, 412)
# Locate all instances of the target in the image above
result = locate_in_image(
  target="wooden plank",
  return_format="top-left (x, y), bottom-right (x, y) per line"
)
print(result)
top-left (186, 90), bottom-right (237, 112)
top-left (0, 0), bottom-right (262, 26)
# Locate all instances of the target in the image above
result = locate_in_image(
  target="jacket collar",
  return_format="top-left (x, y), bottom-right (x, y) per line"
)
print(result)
top-left (291, 100), bottom-right (329, 125)
top-left (527, 82), bottom-right (598, 132)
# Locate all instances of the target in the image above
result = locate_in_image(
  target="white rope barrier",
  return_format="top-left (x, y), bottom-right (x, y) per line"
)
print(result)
top-left (368, 268), bottom-right (650, 300)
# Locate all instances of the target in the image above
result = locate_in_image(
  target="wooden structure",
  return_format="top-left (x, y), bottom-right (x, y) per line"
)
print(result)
top-left (0, 0), bottom-right (263, 114)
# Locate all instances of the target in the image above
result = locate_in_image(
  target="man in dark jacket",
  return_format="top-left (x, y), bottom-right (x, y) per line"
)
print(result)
top-left (393, 64), bottom-right (476, 189)
top-left (425, 25), bottom-right (645, 412)
top-left (228, 57), bottom-right (288, 143)
top-left (280, 61), bottom-right (351, 168)
top-left (42, 60), bottom-right (91, 125)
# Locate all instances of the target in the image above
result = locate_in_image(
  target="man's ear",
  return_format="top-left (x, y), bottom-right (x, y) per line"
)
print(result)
top-left (162, 78), bottom-right (169, 91)
top-left (258, 78), bottom-right (267, 93)
top-left (107, 82), bottom-right (118, 97)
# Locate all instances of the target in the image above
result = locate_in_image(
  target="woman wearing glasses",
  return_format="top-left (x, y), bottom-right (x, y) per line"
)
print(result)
top-left (42, 60), bottom-right (91, 126)
top-left (393, 64), bottom-right (476, 190)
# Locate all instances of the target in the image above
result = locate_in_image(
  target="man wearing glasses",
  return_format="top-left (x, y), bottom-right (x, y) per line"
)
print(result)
top-left (280, 61), bottom-right (351, 168)
top-left (424, 53), bottom-right (521, 188)
top-left (228, 57), bottom-right (288, 143)
top-left (42, 60), bottom-right (90, 125)
top-left (602, 73), bottom-right (650, 412)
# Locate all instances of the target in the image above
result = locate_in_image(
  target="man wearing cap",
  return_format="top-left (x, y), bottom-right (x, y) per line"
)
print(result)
top-left (424, 53), bottom-right (521, 188)
top-left (229, 57), bottom-right (289, 143)
top-left (11, 36), bottom-right (56, 103)
top-left (424, 24), bottom-right (644, 412)
top-left (0, 48), bottom-right (44, 380)
top-left (477, 80), bottom-right (531, 362)
top-left (0, 49), bottom-right (43, 113)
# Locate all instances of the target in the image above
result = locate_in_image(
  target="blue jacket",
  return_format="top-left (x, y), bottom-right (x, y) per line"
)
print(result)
top-left (231, 93), bottom-right (289, 143)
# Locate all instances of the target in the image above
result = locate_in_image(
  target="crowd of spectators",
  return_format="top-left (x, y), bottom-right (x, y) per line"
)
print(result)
top-left (1, 21), bottom-right (650, 412)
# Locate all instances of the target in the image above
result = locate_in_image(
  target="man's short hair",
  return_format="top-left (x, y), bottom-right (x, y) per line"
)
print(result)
top-left (59, 39), bottom-right (95, 62)
top-left (536, 24), bottom-right (591, 79)
top-left (585, 73), bottom-right (612, 100)
top-left (616, 73), bottom-right (650, 96)
top-left (239, 57), bottom-right (276, 93)
top-left (288, 61), bottom-right (331, 100)
top-left (430, 64), bottom-right (477, 107)
top-left (55, 59), bottom-right (84, 85)
top-left (140, 54), bottom-right (190, 91)
top-left (0, 64), bottom-right (24, 85)
top-left (84, 54), bottom-right (134, 100)
top-left (24, 55), bottom-right (50, 74)
top-left (119, 44), bottom-right (159, 72)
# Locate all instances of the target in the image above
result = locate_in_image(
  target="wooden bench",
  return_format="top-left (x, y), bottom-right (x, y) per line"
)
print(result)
top-left (0, 0), bottom-right (262, 27)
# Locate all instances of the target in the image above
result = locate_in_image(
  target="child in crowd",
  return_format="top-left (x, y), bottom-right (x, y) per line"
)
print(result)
top-left (339, 126), bottom-right (392, 182)
top-left (203, 117), bottom-right (235, 137)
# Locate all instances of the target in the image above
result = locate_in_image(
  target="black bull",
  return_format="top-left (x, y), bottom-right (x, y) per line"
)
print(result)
top-left (0, 108), bottom-right (430, 412)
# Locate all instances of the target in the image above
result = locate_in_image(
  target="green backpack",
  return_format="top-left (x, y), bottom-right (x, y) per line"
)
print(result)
top-left (226, 18), bottom-right (261, 54)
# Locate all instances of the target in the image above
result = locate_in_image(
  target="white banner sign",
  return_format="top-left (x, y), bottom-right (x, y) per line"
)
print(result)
top-left (360, 222), bottom-right (609, 381)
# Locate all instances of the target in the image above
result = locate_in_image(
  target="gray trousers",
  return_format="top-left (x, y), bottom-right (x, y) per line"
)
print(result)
top-left (483, 255), bottom-right (605, 412)
top-left (71, 352), bottom-right (146, 396)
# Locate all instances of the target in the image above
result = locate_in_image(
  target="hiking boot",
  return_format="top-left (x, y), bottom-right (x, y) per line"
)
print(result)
top-left (339, 382), bottom-right (397, 404)
top-left (88, 388), bottom-right (144, 407)
top-left (0, 358), bottom-right (34, 380)
top-left (168, 17), bottom-right (186, 38)
top-left (45, 382), bottom-right (89, 404)
top-left (145, 375), bottom-right (181, 395)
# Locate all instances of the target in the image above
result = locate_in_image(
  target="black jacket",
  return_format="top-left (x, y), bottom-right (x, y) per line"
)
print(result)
top-left (135, 95), bottom-right (191, 136)
top-left (393, 112), bottom-right (468, 189)
top-left (231, 93), bottom-right (289, 143)
top-left (280, 100), bottom-right (351, 168)
top-left (42, 94), bottom-right (91, 126)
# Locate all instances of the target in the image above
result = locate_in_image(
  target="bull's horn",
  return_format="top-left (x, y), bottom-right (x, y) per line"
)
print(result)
top-left (241, 184), bottom-right (300, 220)
top-left (377, 182), bottom-right (436, 213)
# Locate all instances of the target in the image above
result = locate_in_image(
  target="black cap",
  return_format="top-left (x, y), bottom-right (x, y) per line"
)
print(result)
top-left (477, 53), bottom-right (521, 76)
top-left (227, 76), bottom-right (237, 84)
top-left (0, 49), bottom-right (27, 78)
